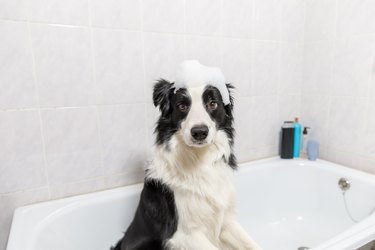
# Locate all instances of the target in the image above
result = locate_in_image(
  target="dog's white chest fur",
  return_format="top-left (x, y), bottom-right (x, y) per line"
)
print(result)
top-left (144, 80), bottom-right (262, 250)
top-left (172, 161), bottom-right (235, 243)
top-left (147, 131), bottom-right (240, 249)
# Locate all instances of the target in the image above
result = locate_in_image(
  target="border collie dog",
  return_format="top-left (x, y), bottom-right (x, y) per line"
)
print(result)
top-left (112, 61), bottom-right (261, 250)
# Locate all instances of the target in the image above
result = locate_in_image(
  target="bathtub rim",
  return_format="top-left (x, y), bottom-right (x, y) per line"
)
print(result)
top-left (6, 157), bottom-right (375, 250)
top-left (6, 183), bottom-right (144, 250)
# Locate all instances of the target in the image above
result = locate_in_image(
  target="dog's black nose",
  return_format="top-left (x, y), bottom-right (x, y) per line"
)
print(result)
top-left (191, 125), bottom-right (209, 141)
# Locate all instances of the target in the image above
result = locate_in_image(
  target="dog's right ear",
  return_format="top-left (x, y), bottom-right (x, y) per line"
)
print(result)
top-left (153, 79), bottom-right (174, 117)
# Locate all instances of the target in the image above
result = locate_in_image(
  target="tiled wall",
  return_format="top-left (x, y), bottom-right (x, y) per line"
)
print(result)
top-left (2, 1), bottom-right (373, 248)
top-left (0, 0), bottom-right (306, 248)
top-left (301, 0), bottom-right (375, 174)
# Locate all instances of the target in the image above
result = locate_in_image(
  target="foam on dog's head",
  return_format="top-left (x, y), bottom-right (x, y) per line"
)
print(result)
top-left (174, 60), bottom-right (230, 105)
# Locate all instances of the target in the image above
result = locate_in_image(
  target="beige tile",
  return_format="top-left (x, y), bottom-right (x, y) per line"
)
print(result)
top-left (142, 0), bottom-right (184, 33)
top-left (304, 0), bottom-right (336, 41)
top-left (253, 0), bottom-right (281, 40)
top-left (336, 0), bottom-right (375, 38)
top-left (359, 157), bottom-right (375, 175)
top-left (90, 0), bottom-right (141, 30)
top-left (42, 107), bottom-right (102, 185)
top-left (93, 29), bottom-right (144, 104)
top-left (328, 97), bottom-right (367, 153)
top-left (49, 171), bottom-right (144, 199)
top-left (30, 24), bottom-right (95, 108)
top-left (331, 36), bottom-right (373, 97)
top-left (325, 148), bottom-right (361, 169)
top-left (143, 32), bottom-right (184, 98)
top-left (0, 110), bottom-right (47, 194)
top-left (0, 21), bottom-right (37, 109)
top-left (252, 41), bottom-right (280, 96)
top-left (222, 0), bottom-right (253, 38)
top-left (98, 104), bottom-right (148, 175)
top-left (281, 0), bottom-right (306, 42)
top-left (185, 35), bottom-right (221, 67)
top-left (302, 41), bottom-right (333, 95)
top-left (222, 38), bottom-right (252, 97)
top-left (29, 0), bottom-right (89, 25)
top-left (185, 0), bottom-right (221, 36)
top-left (280, 42), bottom-right (303, 95)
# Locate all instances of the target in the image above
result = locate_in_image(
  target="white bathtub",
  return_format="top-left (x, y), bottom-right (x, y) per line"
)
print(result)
top-left (6, 158), bottom-right (375, 250)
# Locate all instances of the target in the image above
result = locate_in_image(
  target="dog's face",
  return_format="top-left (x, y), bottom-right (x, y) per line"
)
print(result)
top-left (153, 79), bottom-right (234, 148)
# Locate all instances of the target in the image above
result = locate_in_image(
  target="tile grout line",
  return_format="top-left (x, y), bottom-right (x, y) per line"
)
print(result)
top-left (276, 0), bottom-right (282, 131)
top-left (139, 0), bottom-right (153, 148)
top-left (0, 101), bottom-right (152, 112)
top-left (139, 0), bottom-right (147, 100)
top-left (1, 91), bottom-right (344, 113)
top-left (219, 0), bottom-right (223, 68)
top-left (183, 0), bottom-right (187, 60)
top-left (2, 17), bottom-right (292, 42)
top-left (3, 169), bottom-right (144, 200)
top-left (87, 0), bottom-right (105, 178)
top-left (47, 170), bottom-right (145, 200)
top-left (359, 32), bottom-right (375, 167)
top-left (325, 0), bottom-right (340, 160)
top-left (26, 20), bottom-right (51, 199)
top-left (2, 17), bottom-right (318, 42)
top-left (0, 185), bottom-right (50, 197)
top-left (249, 0), bottom-right (255, 99)
top-left (300, 0), bottom-right (308, 120)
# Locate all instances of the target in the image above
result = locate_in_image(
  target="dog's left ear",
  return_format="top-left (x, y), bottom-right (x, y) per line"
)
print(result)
top-left (225, 83), bottom-right (235, 116)
top-left (153, 79), bottom-right (174, 117)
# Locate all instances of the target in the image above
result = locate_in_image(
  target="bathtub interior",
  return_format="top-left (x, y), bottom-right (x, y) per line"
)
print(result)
top-left (8, 185), bottom-right (142, 250)
top-left (31, 196), bottom-right (137, 250)
top-left (235, 160), bottom-right (375, 250)
top-left (7, 158), bottom-right (375, 250)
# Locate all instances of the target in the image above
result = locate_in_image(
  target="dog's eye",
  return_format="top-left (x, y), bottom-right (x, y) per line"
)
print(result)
top-left (207, 101), bottom-right (218, 111)
top-left (178, 104), bottom-right (189, 112)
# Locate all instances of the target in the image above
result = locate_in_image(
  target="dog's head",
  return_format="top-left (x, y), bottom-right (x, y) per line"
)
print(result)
top-left (152, 60), bottom-right (237, 169)
top-left (153, 79), bottom-right (235, 149)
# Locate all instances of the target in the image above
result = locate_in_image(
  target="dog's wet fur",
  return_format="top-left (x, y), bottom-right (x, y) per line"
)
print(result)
top-left (111, 79), bottom-right (261, 250)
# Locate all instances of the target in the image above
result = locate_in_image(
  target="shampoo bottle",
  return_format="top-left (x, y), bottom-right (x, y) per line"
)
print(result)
top-left (280, 121), bottom-right (294, 159)
top-left (293, 117), bottom-right (301, 158)
top-left (301, 127), bottom-right (311, 157)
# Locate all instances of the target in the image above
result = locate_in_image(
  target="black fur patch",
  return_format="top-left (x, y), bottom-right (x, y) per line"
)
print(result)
top-left (202, 85), bottom-right (234, 137)
top-left (153, 79), bottom-right (174, 117)
top-left (202, 84), bottom-right (237, 169)
top-left (111, 81), bottom-right (238, 250)
top-left (152, 80), bottom-right (237, 169)
top-left (153, 80), bottom-right (236, 149)
top-left (111, 179), bottom-right (178, 250)
top-left (228, 153), bottom-right (237, 169)
top-left (153, 79), bottom-right (191, 145)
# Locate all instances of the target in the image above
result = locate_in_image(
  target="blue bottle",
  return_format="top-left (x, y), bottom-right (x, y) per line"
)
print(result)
top-left (293, 117), bottom-right (301, 158)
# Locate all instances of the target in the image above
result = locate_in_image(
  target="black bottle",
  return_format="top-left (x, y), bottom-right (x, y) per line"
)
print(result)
top-left (280, 121), bottom-right (295, 159)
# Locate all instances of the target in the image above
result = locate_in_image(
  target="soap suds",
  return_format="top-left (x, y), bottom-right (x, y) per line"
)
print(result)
top-left (174, 60), bottom-right (230, 105)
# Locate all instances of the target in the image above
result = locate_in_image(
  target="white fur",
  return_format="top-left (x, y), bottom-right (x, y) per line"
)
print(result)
top-left (147, 86), bottom-right (262, 250)
top-left (180, 86), bottom-right (216, 147)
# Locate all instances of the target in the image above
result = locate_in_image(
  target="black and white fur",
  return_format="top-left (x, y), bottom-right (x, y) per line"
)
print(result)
top-left (112, 79), bottom-right (261, 250)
